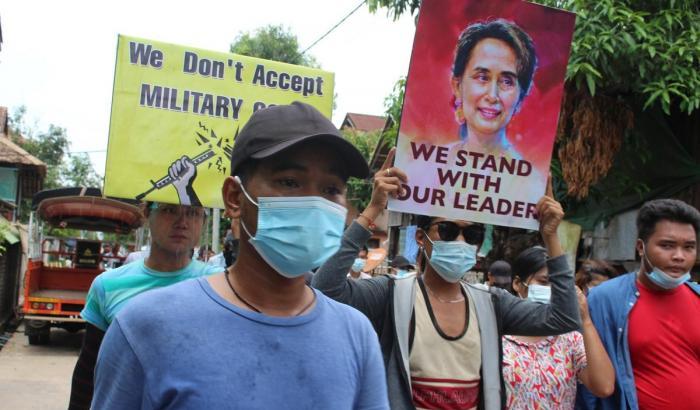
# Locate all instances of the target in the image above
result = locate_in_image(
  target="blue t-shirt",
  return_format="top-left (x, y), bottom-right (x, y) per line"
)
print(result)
top-left (81, 259), bottom-right (222, 330)
top-left (93, 277), bottom-right (389, 409)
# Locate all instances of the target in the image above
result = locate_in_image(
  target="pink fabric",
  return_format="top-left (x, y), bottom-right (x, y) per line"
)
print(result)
top-left (502, 332), bottom-right (586, 409)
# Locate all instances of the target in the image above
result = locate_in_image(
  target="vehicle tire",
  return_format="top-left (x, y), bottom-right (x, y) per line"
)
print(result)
top-left (28, 332), bottom-right (50, 345)
top-left (63, 323), bottom-right (83, 333)
top-left (26, 320), bottom-right (51, 345)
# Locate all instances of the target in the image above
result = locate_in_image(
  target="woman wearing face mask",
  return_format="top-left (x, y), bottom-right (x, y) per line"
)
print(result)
top-left (504, 247), bottom-right (615, 409)
top-left (313, 161), bottom-right (583, 410)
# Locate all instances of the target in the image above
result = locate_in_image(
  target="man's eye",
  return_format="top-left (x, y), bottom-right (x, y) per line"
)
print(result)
top-left (324, 185), bottom-right (343, 196)
top-left (277, 178), bottom-right (300, 188)
top-left (475, 73), bottom-right (489, 82)
top-left (186, 210), bottom-right (203, 218)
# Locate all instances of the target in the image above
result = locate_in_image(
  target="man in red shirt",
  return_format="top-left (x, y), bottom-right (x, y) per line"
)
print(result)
top-left (585, 199), bottom-right (700, 410)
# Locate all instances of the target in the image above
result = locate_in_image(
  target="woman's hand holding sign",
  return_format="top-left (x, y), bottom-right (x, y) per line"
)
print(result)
top-left (357, 148), bottom-right (408, 230)
top-left (535, 175), bottom-right (564, 258)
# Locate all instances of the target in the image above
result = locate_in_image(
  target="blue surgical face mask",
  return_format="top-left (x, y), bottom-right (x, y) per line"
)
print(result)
top-left (396, 269), bottom-right (408, 277)
top-left (351, 258), bottom-right (366, 272)
top-left (424, 235), bottom-right (477, 283)
top-left (642, 243), bottom-right (690, 290)
top-left (526, 284), bottom-right (551, 304)
top-left (236, 176), bottom-right (347, 278)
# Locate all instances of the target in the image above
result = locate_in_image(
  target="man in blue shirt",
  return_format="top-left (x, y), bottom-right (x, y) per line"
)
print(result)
top-left (582, 199), bottom-right (700, 410)
top-left (93, 102), bottom-right (389, 409)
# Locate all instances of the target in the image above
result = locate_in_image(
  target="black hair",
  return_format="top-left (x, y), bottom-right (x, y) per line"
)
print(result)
top-left (453, 19), bottom-right (537, 103)
top-left (575, 259), bottom-right (618, 289)
top-left (488, 260), bottom-right (512, 277)
top-left (637, 199), bottom-right (700, 242)
top-left (413, 215), bottom-right (432, 272)
top-left (415, 214), bottom-right (433, 231)
top-left (234, 159), bottom-right (260, 184)
top-left (512, 246), bottom-right (548, 282)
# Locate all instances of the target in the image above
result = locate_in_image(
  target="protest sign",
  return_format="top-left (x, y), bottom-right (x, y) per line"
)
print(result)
top-left (104, 35), bottom-right (334, 208)
top-left (388, 0), bottom-right (575, 229)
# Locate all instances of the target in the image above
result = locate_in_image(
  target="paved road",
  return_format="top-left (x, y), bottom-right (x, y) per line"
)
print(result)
top-left (0, 323), bottom-right (82, 409)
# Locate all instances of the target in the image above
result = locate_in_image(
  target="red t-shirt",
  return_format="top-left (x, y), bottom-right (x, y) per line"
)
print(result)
top-left (628, 280), bottom-right (700, 410)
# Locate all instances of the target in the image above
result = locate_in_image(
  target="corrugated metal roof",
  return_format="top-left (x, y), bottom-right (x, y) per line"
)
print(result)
top-left (342, 113), bottom-right (387, 133)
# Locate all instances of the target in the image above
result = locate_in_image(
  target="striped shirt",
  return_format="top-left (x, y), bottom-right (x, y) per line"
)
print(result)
top-left (81, 259), bottom-right (222, 330)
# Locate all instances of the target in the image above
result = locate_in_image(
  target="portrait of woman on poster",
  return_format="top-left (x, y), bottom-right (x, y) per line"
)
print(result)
top-left (451, 19), bottom-right (537, 159)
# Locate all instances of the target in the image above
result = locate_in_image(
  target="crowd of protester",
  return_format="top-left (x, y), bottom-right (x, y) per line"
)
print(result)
top-left (66, 102), bottom-right (698, 410)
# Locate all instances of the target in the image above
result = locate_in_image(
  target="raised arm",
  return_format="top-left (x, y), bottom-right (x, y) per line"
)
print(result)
top-left (312, 148), bottom-right (406, 329)
top-left (498, 176), bottom-right (580, 335)
top-left (577, 286), bottom-right (616, 398)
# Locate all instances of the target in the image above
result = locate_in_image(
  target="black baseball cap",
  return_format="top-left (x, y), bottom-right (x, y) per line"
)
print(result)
top-left (230, 102), bottom-right (369, 179)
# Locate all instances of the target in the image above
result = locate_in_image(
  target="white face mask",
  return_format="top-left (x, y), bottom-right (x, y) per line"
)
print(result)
top-left (642, 243), bottom-right (690, 290)
top-left (423, 237), bottom-right (478, 283)
top-left (351, 258), bottom-right (366, 272)
top-left (526, 284), bottom-right (551, 304)
top-left (235, 176), bottom-right (347, 278)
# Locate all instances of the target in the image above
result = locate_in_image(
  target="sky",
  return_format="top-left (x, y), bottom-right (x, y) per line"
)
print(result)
top-left (0, 0), bottom-right (416, 176)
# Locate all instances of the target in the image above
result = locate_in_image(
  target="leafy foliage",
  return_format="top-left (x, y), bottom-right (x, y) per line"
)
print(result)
top-left (345, 129), bottom-right (383, 211)
top-left (368, 0), bottom-right (700, 115)
top-left (0, 218), bottom-right (15, 255)
top-left (540, 0), bottom-right (700, 115)
top-left (344, 77), bottom-right (406, 211)
top-left (368, 0), bottom-right (421, 21)
top-left (63, 153), bottom-right (102, 188)
top-left (7, 106), bottom-right (102, 200)
top-left (382, 76), bottom-right (406, 147)
top-left (230, 24), bottom-right (319, 67)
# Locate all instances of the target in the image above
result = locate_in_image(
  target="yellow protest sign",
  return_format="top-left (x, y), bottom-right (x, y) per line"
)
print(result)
top-left (104, 34), bottom-right (334, 208)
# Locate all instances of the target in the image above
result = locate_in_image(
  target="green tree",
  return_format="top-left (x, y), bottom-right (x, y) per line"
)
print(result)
top-left (230, 24), bottom-right (319, 67)
top-left (62, 153), bottom-right (102, 188)
top-left (344, 129), bottom-right (383, 211)
top-left (8, 107), bottom-right (70, 189)
top-left (7, 106), bottom-right (101, 190)
top-left (381, 76), bottom-right (406, 148)
top-left (343, 77), bottom-right (406, 211)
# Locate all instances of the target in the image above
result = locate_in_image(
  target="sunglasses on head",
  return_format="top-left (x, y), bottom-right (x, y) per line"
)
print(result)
top-left (429, 221), bottom-right (485, 245)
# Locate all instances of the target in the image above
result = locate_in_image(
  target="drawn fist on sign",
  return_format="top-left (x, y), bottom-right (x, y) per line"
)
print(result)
top-left (169, 156), bottom-right (199, 206)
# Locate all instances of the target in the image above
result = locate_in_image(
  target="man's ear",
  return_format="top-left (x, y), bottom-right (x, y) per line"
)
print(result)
top-left (512, 277), bottom-right (524, 297)
top-left (222, 176), bottom-right (242, 219)
top-left (635, 238), bottom-right (645, 259)
top-left (415, 228), bottom-right (426, 248)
